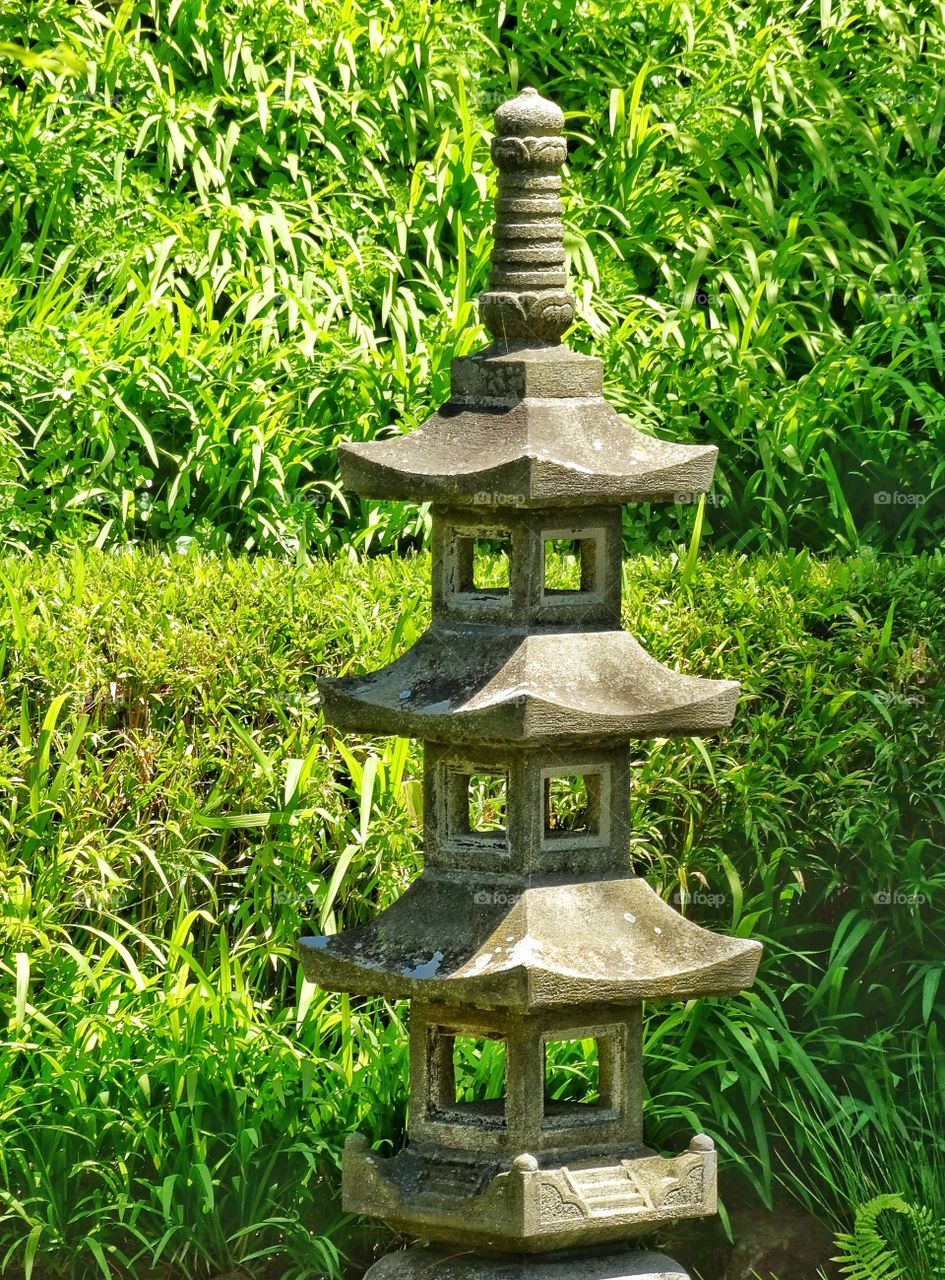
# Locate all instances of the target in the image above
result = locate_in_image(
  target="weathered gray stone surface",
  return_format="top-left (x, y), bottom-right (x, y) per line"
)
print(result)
top-left (344, 1132), bottom-right (717, 1251)
top-left (297, 85), bottom-right (761, 1276)
top-left (320, 629), bottom-right (740, 743)
top-left (298, 874), bottom-right (761, 1004)
top-left (363, 1246), bottom-right (692, 1280)
top-left (338, 351), bottom-right (719, 506)
top-left (339, 403), bottom-right (717, 506)
top-left (478, 87), bottom-right (575, 346)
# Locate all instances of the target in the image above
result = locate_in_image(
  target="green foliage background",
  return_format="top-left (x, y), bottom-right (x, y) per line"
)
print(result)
top-left (2, 1), bottom-right (945, 1277)
top-left (1, 547), bottom-right (943, 1277)
top-left (1, 0), bottom-right (944, 555)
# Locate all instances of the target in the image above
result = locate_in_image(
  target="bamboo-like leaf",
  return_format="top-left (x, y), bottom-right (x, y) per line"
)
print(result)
top-left (14, 952), bottom-right (29, 1032)
top-left (679, 493), bottom-right (706, 589)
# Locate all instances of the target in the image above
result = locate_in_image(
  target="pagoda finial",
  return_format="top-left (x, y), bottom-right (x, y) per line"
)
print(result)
top-left (479, 87), bottom-right (576, 347)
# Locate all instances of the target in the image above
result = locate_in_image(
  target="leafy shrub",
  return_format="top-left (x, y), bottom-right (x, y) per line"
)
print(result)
top-left (0, 546), bottom-right (942, 1277)
top-left (833, 1193), bottom-right (945, 1280)
top-left (1, 0), bottom-right (943, 554)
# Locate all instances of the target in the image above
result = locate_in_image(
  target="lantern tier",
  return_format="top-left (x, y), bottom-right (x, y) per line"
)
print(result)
top-left (298, 873), bottom-right (761, 1006)
top-left (338, 347), bottom-right (718, 508)
top-left (319, 627), bottom-right (739, 744)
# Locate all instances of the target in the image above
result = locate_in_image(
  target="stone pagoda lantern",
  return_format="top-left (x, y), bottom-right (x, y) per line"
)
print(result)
top-left (299, 87), bottom-right (762, 1280)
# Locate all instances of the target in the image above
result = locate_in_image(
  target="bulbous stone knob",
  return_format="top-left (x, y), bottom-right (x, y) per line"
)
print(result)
top-left (689, 1133), bottom-right (715, 1153)
top-left (512, 1153), bottom-right (539, 1171)
top-left (478, 87), bottom-right (576, 348)
top-left (494, 86), bottom-right (564, 137)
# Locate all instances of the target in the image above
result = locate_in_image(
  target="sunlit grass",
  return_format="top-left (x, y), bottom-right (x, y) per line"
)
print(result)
top-left (0, 0), bottom-right (943, 556)
top-left (0, 546), bottom-right (942, 1275)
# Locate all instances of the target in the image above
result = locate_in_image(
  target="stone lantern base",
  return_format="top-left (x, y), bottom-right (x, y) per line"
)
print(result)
top-left (363, 1245), bottom-right (691, 1280)
top-left (343, 1134), bottom-right (716, 1252)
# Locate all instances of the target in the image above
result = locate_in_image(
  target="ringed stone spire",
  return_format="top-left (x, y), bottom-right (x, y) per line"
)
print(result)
top-left (296, 86), bottom-right (762, 1280)
top-left (480, 87), bottom-right (576, 345)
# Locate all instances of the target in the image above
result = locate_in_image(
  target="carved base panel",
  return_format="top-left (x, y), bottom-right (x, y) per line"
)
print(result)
top-left (342, 1134), bottom-right (716, 1253)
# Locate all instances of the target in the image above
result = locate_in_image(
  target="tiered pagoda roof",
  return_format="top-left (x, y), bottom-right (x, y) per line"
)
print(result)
top-left (319, 629), bottom-right (740, 742)
top-left (337, 348), bottom-right (718, 507)
top-left (301, 873), bottom-right (761, 1007)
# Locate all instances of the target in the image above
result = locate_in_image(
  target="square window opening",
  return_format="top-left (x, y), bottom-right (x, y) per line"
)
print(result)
top-left (456, 535), bottom-right (512, 595)
top-left (543, 1037), bottom-right (602, 1117)
top-left (426, 1032), bottom-right (506, 1125)
top-left (467, 772), bottom-right (508, 835)
top-left (453, 1034), bottom-right (507, 1107)
top-left (544, 772), bottom-right (600, 839)
top-left (543, 536), bottom-right (597, 595)
top-left (445, 766), bottom-right (509, 851)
